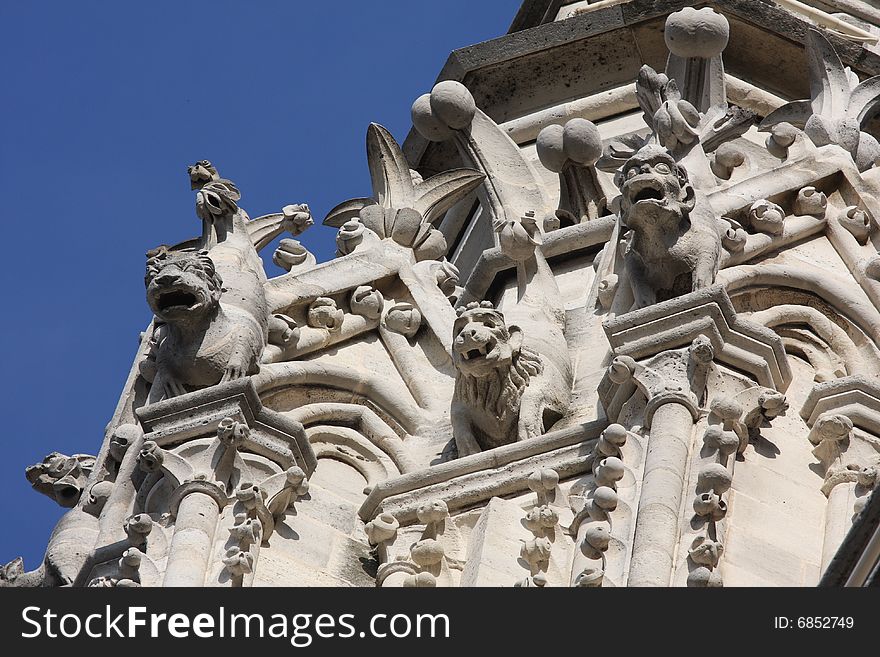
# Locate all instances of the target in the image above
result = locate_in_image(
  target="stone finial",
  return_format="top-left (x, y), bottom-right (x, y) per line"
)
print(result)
top-left (411, 81), bottom-right (476, 142)
top-left (537, 118), bottom-right (606, 226)
top-left (759, 28), bottom-right (880, 171)
top-left (664, 7), bottom-right (729, 59)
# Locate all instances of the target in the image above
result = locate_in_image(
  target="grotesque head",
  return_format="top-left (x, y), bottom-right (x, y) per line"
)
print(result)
top-left (145, 249), bottom-right (223, 323)
top-left (187, 160), bottom-right (219, 190)
top-left (25, 452), bottom-right (96, 508)
top-left (195, 179), bottom-right (241, 224)
top-left (615, 145), bottom-right (695, 227)
top-left (452, 302), bottom-right (522, 378)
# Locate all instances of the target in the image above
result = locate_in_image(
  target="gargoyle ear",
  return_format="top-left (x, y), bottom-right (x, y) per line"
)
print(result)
top-left (508, 324), bottom-right (524, 354)
top-left (680, 182), bottom-right (697, 213)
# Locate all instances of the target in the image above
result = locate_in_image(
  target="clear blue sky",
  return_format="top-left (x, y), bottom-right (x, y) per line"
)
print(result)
top-left (0, 1), bottom-right (514, 572)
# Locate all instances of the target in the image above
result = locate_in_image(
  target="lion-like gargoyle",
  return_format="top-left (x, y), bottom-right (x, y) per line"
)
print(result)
top-left (142, 162), bottom-right (292, 402)
top-left (616, 144), bottom-right (722, 310)
top-left (144, 248), bottom-right (267, 402)
top-left (451, 213), bottom-right (572, 457)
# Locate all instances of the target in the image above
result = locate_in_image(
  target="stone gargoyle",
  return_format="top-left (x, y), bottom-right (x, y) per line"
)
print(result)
top-left (141, 162), bottom-right (309, 402)
top-left (25, 452), bottom-right (95, 508)
top-left (451, 213), bottom-right (572, 456)
top-left (615, 144), bottom-right (722, 310)
top-left (143, 248), bottom-right (266, 402)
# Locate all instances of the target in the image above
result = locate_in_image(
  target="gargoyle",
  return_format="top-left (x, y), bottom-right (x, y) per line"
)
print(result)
top-left (616, 144), bottom-right (722, 309)
top-left (451, 213), bottom-right (572, 456)
top-left (25, 452), bottom-right (95, 508)
top-left (144, 158), bottom-right (316, 402)
top-left (144, 248), bottom-right (267, 402)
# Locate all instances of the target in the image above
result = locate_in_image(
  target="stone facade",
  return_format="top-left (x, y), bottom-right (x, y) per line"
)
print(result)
top-left (4, 0), bottom-right (880, 587)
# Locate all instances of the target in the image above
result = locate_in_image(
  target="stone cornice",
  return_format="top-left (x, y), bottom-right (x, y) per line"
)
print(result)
top-left (135, 378), bottom-right (316, 476)
top-left (602, 284), bottom-right (791, 390)
top-left (358, 420), bottom-right (605, 524)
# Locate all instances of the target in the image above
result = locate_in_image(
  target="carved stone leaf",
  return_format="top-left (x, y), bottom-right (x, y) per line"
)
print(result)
top-left (759, 99), bottom-right (813, 130)
top-left (323, 197), bottom-right (373, 228)
top-left (806, 28), bottom-right (850, 118)
top-left (846, 75), bottom-right (880, 126)
top-left (412, 168), bottom-right (485, 225)
top-left (701, 106), bottom-right (756, 153)
top-left (366, 122), bottom-right (414, 208)
top-left (636, 65), bottom-right (668, 128)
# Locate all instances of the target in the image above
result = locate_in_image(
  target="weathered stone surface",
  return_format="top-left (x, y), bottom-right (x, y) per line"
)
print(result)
top-left (13, 0), bottom-right (880, 588)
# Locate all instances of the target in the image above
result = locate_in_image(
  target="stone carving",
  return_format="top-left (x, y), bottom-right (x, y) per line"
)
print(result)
top-left (536, 118), bottom-right (606, 227)
top-left (365, 512), bottom-right (399, 546)
top-left (839, 206), bottom-right (872, 244)
top-left (451, 302), bottom-right (546, 455)
top-left (760, 28), bottom-right (880, 171)
top-left (350, 285), bottom-right (384, 320)
top-left (307, 297), bottom-right (344, 331)
top-left (25, 452), bottom-right (95, 507)
top-left (434, 260), bottom-right (460, 299)
top-left (324, 123), bottom-right (484, 262)
top-left (144, 249), bottom-right (265, 401)
top-left (616, 145), bottom-right (722, 309)
top-left (20, 1), bottom-right (880, 590)
top-left (748, 200), bottom-right (786, 236)
top-left (384, 302), bottom-right (421, 338)
top-left (272, 238), bottom-right (315, 272)
top-left (83, 480), bottom-right (113, 516)
top-left (108, 424), bottom-right (139, 464)
top-left (124, 513), bottom-right (153, 549)
top-left (795, 186), bottom-right (828, 218)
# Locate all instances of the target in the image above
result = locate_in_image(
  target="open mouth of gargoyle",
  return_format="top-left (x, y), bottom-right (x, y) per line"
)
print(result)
top-left (199, 190), bottom-right (223, 214)
top-left (157, 289), bottom-right (198, 311)
top-left (631, 183), bottom-right (664, 203)
top-left (461, 337), bottom-right (497, 361)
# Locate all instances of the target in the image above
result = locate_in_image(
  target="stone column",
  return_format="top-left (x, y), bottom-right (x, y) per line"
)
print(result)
top-left (808, 413), bottom-right (880, 572)
top-left (629, 397), bottom-right (697, 587)
top-left (599, 335), bottom-right (713, 587)
top-left (163, 480), bottom-right (226, 587)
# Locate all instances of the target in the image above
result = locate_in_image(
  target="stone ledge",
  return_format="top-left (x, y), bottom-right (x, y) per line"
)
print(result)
top-left (135, 378), bottom-right (317, 475)
top-left (602, 284), bottom-right (792, 391)
top-left (801, 375), bottom-right (880, 435)
top-left (358, 420), bottom-right (605, 524)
